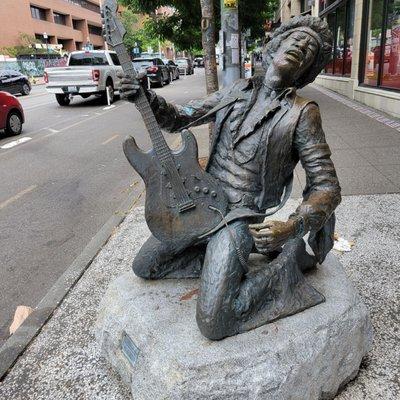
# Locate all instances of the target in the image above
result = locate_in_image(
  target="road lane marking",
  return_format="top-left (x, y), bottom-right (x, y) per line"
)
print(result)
top-left (0, 102), bottom-right (129, 158)
top-left (103, 105), bottom-right (116, 111)
top-left (24, 102), bottom-right (55, 111)
top-left (48, 128), bottom-right (60, 133)
top-left (102, 134), bottom-right (120, 145)
top-left (20, 92), bottom-right (48, 99)
top-left (0, 185), bottom-right (37, 211)
top-left (0, 137), bottom-right (32, 149)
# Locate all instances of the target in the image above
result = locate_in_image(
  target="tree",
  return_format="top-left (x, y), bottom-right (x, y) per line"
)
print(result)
top-left (200, 0), bottom-right (218, 95)
top-left (120, 9), bottom-right (161, 55)
top-left (0, 33), bottom-right (46, 57)
top-left (119, 0), bottom-right (279, 51)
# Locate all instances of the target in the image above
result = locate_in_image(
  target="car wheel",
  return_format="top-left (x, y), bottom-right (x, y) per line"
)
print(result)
top-left (5, 111), bottom-right (23, 136)
top-left (56, 94), bottom-right (71, 106)
top-left (21, 83), bottom-right (31, 96)
top-left (176, 71), bottom-right (180, 80)
top-left (166, 74), bottom-right (171, 85)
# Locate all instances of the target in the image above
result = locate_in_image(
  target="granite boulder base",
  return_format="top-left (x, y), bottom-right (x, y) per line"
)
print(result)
top-left (95, 253), bottom-right (372, 400)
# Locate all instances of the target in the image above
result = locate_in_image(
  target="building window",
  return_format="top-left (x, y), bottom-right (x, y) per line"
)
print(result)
top-left (53, 12), bottom-right (67, 25)
top-left (66, 0), bottom-right (101, 14)
top-left (30, 5), bottom-right (47, 21)
top-left (88, 25), bottom-right (103, 36)
top-left (362, 0), bottom-right (400, 90)
top-left (321, 0), bottom-right (355, 77)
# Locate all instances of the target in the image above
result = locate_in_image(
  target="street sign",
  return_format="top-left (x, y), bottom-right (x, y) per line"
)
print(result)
top-left (223, 0), bottom-right (238, 8)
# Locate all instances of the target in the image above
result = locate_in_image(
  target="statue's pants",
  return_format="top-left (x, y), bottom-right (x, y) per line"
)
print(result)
top-left (132, 220), bottom-right (315, 340)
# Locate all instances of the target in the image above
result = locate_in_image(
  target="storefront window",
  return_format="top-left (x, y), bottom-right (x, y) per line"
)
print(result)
top-left (322, 0), bottom-right (355, 76)
top-left (344, 0), bottom-right (355, 75)
top-left (363, 0), bottom-right (400, 90)
top-left (301, 0), bottom-right (312, 13)
top-left (381, 0), bottom-right (400, 89)
top-left (335, 6), bottom-right (346, 75)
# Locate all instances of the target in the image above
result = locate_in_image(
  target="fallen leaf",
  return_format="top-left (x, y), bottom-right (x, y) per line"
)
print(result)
top-left (180, 288), bottom-right (199, 301)
top-left (333, 236), bottom-right (355, 253)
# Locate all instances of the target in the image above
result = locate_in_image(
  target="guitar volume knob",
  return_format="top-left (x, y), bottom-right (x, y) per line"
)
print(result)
top-left (194, 186), bottom-right (200, 192)
top-left (203, 187), bottom-right (209, 194)
top-left (211, 191), bottom-right (217, 197)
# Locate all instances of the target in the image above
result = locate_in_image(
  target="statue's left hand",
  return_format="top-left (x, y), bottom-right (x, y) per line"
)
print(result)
top-left (249, 220), bottom-right (296, 254)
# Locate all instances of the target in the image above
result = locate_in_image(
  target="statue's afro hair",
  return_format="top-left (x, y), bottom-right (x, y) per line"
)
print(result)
top-left (263, 16), bottom-right (333, 88)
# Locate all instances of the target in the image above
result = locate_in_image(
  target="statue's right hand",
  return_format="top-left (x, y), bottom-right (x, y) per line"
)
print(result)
top-left (117, 71), bottom-right (145, 102)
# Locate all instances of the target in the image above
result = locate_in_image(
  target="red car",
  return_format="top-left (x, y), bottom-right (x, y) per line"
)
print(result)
top-left (0, 91), bottom-right (24, 136)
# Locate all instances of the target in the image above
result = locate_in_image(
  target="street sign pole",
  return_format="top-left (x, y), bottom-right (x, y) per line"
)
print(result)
top-left (220, 0), bottom-right (240, 87)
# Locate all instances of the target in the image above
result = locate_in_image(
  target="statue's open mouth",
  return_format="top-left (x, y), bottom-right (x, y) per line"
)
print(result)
top-left (285, 49), bottom-right (302, 63)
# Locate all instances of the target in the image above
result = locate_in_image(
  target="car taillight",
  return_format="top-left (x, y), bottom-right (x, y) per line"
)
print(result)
top-left (147, 66), bottom-right (158, 73)
top-left (44, 72), bottom-right (49, 84)
top-left (92, 69), bottom-right (100, 81)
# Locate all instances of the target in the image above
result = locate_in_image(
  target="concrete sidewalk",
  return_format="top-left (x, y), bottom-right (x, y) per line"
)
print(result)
top-left (0, 195), bottom-right (398, 400)
top-left (293, 84), bottom-right (400, 197)
top-left (0, 84), bottom-right (399, 399)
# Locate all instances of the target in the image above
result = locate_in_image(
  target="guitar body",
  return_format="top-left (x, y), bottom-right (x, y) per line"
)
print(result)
top-left (103, 0), bottom-right (229, 247)
top-left (124, 129), bottom-right (228, 247)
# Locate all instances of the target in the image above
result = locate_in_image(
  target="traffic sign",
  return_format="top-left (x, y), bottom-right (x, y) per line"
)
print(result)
top-left (224, 0), bottom-right (238, 8)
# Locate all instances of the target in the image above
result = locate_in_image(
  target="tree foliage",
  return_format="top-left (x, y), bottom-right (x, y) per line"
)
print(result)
top-left (118, 0), bottom-right (279, 51)
top-left (0, 33), bottom-right (48, 57)
top-left (120, 9), bottom-right (161, 54)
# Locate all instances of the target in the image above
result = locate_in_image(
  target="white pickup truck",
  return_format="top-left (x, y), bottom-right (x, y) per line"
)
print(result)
top-left (44, 50), bottom-right (123, 106)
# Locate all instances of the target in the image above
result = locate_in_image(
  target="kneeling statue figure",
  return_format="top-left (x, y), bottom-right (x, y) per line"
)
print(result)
top-left (121, 16), bottom-right (341, 340)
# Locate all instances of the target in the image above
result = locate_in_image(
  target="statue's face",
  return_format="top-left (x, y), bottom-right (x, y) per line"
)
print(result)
top-left (267, 31), bottom-right (319, 87)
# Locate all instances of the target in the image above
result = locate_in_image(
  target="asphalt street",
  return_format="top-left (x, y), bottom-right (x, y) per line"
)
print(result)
top-left (0, 69), bottom-right (207, 344)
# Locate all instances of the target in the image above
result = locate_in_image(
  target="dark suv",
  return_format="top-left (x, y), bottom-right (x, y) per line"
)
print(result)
top-left (0, 70), bottom-right (31, 96)
top-left (133, 58), bottom-right (170, 87)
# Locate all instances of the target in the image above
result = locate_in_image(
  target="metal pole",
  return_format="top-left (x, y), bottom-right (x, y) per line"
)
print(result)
top-left (220, 0), bottom-right (240, 87)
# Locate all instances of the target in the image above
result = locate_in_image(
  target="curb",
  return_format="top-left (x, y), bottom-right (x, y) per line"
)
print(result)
top-left (0, 188), bottom-right (143, 381)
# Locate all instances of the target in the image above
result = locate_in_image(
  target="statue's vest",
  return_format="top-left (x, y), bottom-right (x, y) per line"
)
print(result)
top-left (207, 79), bottom-right (314, 211)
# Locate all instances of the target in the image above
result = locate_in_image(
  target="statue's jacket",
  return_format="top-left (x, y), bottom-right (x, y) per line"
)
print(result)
top-left (147, 76), bottom-right (341, 263)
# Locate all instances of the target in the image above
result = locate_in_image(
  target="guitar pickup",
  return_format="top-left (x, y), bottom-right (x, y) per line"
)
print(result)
top-left (179, 201), bottom-right (196, 213)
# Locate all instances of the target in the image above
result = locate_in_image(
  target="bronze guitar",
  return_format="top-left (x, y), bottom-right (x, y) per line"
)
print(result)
top-left (102, 0), bottom-right (228, 247)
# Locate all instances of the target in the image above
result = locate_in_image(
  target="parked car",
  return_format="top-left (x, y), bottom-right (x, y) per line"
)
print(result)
top-left (162, 59), bottom-right (180, 80)
top-left (0, 70), bottom-right (31, 96)
top-left (175, 58), bottom-right (194, 75)
top-left (194, 56), bottom-right (205, 68)
top-left (0, 91), bottom-right (25, 136)
top-left (44, 50), bottom-right (123, 106)
top-left (133, 58), bottom-right (170, 87)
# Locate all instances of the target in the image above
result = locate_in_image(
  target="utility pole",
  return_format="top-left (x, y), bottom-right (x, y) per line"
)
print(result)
top-left (220, 0), bottom-right (240, 87)
top-left (200, 0), bottom-right (219, 95)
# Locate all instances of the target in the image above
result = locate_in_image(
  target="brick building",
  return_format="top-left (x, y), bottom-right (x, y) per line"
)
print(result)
top-left (0, 0), bottom-right (104, 53)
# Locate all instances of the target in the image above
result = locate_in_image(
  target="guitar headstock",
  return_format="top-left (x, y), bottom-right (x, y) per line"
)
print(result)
top-left (101, 0), bottom-right (126, 47)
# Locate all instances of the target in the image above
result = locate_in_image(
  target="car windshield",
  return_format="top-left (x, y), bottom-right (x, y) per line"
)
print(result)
top-left (133, 60), bottom-right (153, 69)
top-left (69, 53), bottom-right (109, 66)
top-left (176, 59), bottom-right (188, 65)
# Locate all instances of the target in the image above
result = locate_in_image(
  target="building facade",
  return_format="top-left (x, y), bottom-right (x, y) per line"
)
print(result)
top-left (0, 0), bottom-right (104, 53)
top-left (277, 0), bottom-right (400, 118)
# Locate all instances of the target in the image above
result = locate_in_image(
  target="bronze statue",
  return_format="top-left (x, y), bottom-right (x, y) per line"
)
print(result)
top-left (118, 15), bottom-right (341, 340)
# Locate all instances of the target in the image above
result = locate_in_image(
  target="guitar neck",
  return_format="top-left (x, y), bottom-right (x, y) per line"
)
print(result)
top-left (112, 43), bottom-right (172, 162)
